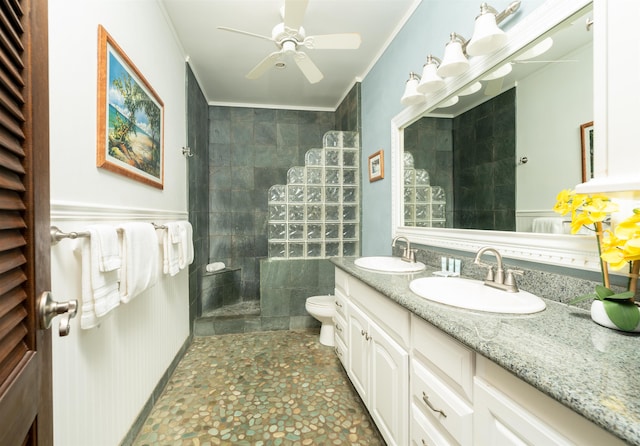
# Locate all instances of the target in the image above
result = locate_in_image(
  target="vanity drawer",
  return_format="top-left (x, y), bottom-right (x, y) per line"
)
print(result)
top-left (335, 267), bottom-right (350, 295)
top-left (411, 401), bottom-right (456, 446)
top-left (334, 311), bottom-right (347, 346)
top-left (411, 314), bottom-right (474, 401)
top-left (334, 336), bottom-right (347, 368)
top-left (334, 288), bottom-right (348, 320)
top-left (349, 275), bottom-right (410, 348)
top-left (411, 358), bottom-right (473, 446)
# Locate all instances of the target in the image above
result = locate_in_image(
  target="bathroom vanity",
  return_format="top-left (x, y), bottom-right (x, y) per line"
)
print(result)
top-left (332, 258), bottom-right (637, 446)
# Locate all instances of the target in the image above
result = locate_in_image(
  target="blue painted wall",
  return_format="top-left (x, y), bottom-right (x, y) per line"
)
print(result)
top-left (360, 0), bottom-right (544, 255)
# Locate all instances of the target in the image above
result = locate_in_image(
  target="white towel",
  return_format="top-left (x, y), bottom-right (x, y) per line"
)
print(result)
top-left (93, 224), bottom-right (121, 272)
top-left (177, 221), bottom-right (194, 270)
top-left (118, 222), bottom-right (159, 303)
top-left (206, 262), bottom-right (225, 273)
top-left (532, 217), bottom-right (565, 234)
top-left (76, 228), bottom-right (121, 329)
top-left (161, 222), bottom-right (180, 276)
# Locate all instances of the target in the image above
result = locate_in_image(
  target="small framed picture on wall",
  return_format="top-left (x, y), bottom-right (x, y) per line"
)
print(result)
top-left (580, 121), bottom-right (594, 182)
top-left (368, 150), bottom-right (384, 182)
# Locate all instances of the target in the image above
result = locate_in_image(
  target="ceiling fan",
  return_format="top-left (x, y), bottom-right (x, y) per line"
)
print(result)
top-left (218, 0), bottom-right (361, 84)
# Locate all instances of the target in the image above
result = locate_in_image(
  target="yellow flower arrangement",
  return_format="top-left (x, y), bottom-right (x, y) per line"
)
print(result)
top-left (553, 190), bottom-right (640, 331)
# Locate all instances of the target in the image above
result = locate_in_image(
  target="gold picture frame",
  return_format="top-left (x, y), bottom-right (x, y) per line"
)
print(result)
top-left (368, 150), bottom-right (384, 182)
top-left (580, 121), bottom-right (594, 182)
top-left (97, 25), bottom-right (164, 189)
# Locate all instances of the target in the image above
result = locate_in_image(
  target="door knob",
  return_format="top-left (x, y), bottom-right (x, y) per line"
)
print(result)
top-left (38, 291), bottom-right (78, 336)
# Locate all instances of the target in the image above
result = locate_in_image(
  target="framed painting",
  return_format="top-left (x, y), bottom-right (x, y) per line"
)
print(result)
top-left (97, 25), bottom-right (164, 189)
top-left (368, 150), bottom-right (384, 182)
top-left (580, 121), bottom-right (594, 182)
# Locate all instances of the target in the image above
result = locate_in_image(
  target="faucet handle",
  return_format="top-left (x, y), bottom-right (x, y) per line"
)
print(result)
top-left (484, 266), bottom-right (494, 282)
top-left (408, 249), bottom-right (417, 263)
top-left (504, 269), bottom-right (523, 289)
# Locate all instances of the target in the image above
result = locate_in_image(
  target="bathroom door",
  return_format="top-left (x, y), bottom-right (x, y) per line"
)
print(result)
top-left (0, 0), bottom-right (53, 444)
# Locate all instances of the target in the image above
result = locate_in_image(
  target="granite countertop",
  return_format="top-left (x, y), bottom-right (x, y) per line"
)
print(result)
top-left (331, 257), bottom-right (640, 445)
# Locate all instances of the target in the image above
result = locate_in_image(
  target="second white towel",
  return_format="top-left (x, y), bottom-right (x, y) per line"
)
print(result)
top-left (118, 222), bottom-right (159, 303)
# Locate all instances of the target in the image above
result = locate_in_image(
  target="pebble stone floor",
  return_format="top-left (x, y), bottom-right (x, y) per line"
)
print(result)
top-left (133, 330), bottom-right (385, 445)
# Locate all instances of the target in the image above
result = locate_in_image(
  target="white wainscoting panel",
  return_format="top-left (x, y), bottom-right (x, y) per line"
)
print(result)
top-left (50, 202), bottom-right (190, 446)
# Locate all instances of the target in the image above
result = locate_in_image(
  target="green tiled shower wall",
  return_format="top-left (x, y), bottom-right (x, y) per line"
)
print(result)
top-left (187, 79), bottom-right (360, 332)
top-left (404, 87), bottom-right (516, 232)
top-left (259, 258), bottom-right (336, 329)
top-left (186, 64), bottom-right (210, 325)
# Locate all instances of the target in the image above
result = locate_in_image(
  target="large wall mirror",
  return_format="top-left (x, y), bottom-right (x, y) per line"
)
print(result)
top-left (391, 0), bottom-right (600, 270)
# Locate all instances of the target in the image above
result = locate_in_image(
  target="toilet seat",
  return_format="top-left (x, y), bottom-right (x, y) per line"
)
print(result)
top-left (306, 294), bottom-right (334, 308)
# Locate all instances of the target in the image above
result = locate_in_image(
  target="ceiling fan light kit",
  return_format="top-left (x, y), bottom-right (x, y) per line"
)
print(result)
top-left (401, 1), bottom-right (521, 105)
top-left (218, 0), bottom-right (361, 84)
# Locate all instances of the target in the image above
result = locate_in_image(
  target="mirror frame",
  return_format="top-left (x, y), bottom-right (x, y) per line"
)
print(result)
top-left (391, 0), bottom-right (600, 271)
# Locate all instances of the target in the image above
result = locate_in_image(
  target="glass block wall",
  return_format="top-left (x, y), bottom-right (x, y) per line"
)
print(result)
top-left (403, 152), bottom-right (447, 227)
top-left (268, 131), bottom-right (359, 259)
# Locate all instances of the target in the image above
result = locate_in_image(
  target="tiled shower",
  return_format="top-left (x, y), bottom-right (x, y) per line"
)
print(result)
top-left (403, 87), bottom-right (515, 231)
top-left (187, 76), bottom-right (361, 335)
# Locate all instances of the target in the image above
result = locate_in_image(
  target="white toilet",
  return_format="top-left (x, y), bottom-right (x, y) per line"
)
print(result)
top-left (305, 295), bottom-right (336, 347)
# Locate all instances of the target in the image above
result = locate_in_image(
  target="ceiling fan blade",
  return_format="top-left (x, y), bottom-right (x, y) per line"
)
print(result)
top-left (283, 0), bottom-right (308, 30)
top-left (303, 33), bottom-right (362, 50)
top-left (218, 26), bottom-right (274, 43)
top-left (293, 51), bottom-right (323, 84)
top-left (246, 51), bottom-right (283, 80)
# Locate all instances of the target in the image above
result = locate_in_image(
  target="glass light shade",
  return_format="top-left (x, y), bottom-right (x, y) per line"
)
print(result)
top-left (458, 81), bottom-right (482, 96)
top-left (482, 62), bottom-right (512, 81)
top-left (417, 61), bottom-right (445, 94)
top-left (400, 73), bottom-right (425, 106)
top-left (467, 13), bottom-right (507, 56)
top-left (437, 40), bottom-right (469, 78)
top-left (435, 95), bottom-right (459, 109)
top-left (515, 37), bottom-right (553, 61)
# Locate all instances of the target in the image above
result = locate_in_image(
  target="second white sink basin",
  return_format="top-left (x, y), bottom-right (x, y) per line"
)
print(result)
top-left (409, 277), bottom-right (546, 314)
top-left (354, 256), bottom-right (426, 273)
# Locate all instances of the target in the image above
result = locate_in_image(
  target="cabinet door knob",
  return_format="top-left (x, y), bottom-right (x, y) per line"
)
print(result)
top-left (335, 300), bottom-right (343, 308)
top-left (422, 391), bottom-right (447, 418)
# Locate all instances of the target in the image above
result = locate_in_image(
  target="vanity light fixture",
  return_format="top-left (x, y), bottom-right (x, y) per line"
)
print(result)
top-left (481, 62), bottom-right (512, 81)
top-left (437, 33), bottom-right (470, 78)
top-left (417, 55), bottom-right (445, 94)
top-left (467, 1), bottom-right (522, 56)
top-left (400, 72), bottom-right (426, 106)
top-left (435, 95), bottom-right (459, 109)
top-left (458, 81), bottom-right (482, 96)
top-left (514, 36), bottom-right (553, 61)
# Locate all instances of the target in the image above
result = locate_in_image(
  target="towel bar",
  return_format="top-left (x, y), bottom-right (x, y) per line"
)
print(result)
top-left (50, 222), bottom-right (169, 245)
top-left (50, 226), bottom-right (90, 245)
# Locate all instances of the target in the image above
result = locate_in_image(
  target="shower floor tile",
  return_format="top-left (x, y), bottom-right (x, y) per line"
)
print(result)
top-left (133, 330), bottom-right (385, 445)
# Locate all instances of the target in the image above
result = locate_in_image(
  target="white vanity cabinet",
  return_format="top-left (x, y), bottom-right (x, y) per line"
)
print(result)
top-left (335, 268), bottom-right (410, 446)
top-left (410, 314), bottom-right (474, 446)
top-left (333, 289), bottom-right (348, 367)
top-left (474, 356), bottom-right (627, 446)
top-left (334, 267), bottom-right (629, 445)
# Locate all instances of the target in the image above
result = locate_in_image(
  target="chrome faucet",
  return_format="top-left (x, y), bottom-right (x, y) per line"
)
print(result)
top-left (392, 236), bottom-right (416, 263)
top-left (473, 246), bottom-right (522, 293)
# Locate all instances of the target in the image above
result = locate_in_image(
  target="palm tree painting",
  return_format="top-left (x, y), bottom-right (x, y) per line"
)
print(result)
top-left (97, 26), bottom-right (164, 189)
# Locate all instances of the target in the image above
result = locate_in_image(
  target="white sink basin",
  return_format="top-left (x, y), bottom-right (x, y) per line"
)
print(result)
top-left (409, 277), bottom-right (546, 314)
top-left (354, 256), bottom-right (426, 273)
